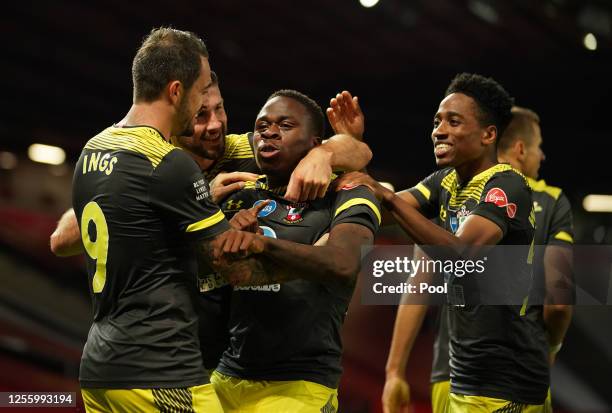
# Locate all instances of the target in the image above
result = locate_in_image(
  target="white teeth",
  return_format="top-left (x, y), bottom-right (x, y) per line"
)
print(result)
top-left (436, 144), bottom-right (451, 149)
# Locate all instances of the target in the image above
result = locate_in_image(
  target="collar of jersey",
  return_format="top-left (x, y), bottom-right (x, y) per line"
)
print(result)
top-left (243, 175), bottom-right (287, 195)
top-left (112, 124), bottom-right (168, 143)
top-left (244, 173), bottom-right (340, 196)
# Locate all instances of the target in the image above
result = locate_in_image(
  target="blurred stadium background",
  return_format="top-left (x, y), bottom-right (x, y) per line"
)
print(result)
top-left (1, 1), bottom-right (611, 411)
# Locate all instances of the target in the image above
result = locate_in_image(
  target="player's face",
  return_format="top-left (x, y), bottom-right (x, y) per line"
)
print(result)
top-left (175, 56), bottom-right (212, 137)
top-left (253, 96), bottom-right (318, 179)
top-left (522, 122), bottom-right (545, 179)
top-left (432, 93), bottom-right (491, 168)
top-left (175, 84), bottom-right (228, 160)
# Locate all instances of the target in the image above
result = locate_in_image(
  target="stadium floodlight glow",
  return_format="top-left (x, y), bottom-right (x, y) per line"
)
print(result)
top-left (583, 33), bottom-right (597, 50)
top-left (359, 0), bottom-right (379, 8)
top-left (27, 143), bottom-right (66, 165)
top-left (583, 194), bottom-right (612, 212)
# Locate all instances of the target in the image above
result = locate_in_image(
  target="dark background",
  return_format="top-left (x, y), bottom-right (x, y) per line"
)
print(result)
top-left (0, 1), bottom-right (611, 412)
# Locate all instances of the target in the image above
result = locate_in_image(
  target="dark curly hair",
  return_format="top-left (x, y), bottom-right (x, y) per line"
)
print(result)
top-left (445, 73), bottom-right (514, 138)
top-left (267, 89), bottom-right (325, 140)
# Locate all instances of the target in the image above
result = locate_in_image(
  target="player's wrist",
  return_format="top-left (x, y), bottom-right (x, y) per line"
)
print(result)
top-left (309, 144), bottom-right (334, 167)
top-left (381, 190), bottom-right (399, 209)
top-left (385, 365), bottom-right (405, 380)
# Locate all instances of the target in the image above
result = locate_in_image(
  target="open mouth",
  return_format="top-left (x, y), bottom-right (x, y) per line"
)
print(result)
top-left (434, 142), bottom-right (453, 157)
top-left (203, 133), bottom-right (222, 142)
top-left (258, 142), bottom-right (281, 159)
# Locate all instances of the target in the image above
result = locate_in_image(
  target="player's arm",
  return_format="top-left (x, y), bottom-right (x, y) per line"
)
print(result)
top-left (50, 208), bottom-right (84, 257)
top-left (326, 90), bottom-right (365, 140)
top-left (543, 192), bottom-right (574, 364)
top-left (383, 245), bottom-right (433, 413)
top-left (543, 245), bottom-right (573, 364)
top-left (285, 93), bottom-right (373, 203)
top-left (212, 222), bottom-right (373, 285)
top-left (285, 134), bottom-right (372, 202)
top-left (335, 172), bottom-right (503, 249)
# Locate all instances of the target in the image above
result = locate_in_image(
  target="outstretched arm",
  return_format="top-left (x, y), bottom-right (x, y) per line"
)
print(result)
top-left (50, 208), bottom-right (84, 257)
top-left (335, 172), bottom-right (503, 250)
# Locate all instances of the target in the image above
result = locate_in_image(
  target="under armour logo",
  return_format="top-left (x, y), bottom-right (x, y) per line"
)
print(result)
top-left (225, 199), bottom-right (244, 210)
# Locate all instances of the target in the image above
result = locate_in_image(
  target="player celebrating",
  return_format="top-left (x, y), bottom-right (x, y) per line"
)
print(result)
top-left (338, 73), bottom-right (550, 412)
top-left (73, 28), bottom-right (257, 413)
top-left (209, 89), bottom-right (381, 413)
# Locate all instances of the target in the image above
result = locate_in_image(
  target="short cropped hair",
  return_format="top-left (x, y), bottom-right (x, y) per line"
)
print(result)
top-left (445, 73), bottom-right (514, 138)
top-left (132, 27), bottom-right (209, 102)
top-left (267, 89), bottom-right (325, 140)
top-left (210, 70), bottom-right (219, 87)
top-left (498, 106), bottom-right (541, 152)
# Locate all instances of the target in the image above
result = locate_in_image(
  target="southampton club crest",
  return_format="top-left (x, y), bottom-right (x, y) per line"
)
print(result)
top-left (450, 204), bottom-right (470, 233)
top-left (283, 203), bottom-right (308, 224)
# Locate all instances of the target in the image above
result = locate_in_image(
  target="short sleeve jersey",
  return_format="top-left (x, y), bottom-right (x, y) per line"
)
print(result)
top-left (214, 177), bottom-right (380, 388)
top-left (202, 133), bottom-right (259, 181)
top-left (408, 164), bottom-right (548, 404)
top-left (72, 125), bottom-right (230, 388)
top-left (430, 176), bottom-right (574, 390)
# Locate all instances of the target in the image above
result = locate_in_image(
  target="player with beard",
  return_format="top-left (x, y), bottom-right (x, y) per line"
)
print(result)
top-left (338, 74), bottom-right (549, 412)
top-left (209, 89), bottom-right (381, 413)
top-left (51, 76), bottom-right (370, 250)
top-left (51, 71), bottom-right (372, 374)
top-left (72, 27), bottom-right (238, 412)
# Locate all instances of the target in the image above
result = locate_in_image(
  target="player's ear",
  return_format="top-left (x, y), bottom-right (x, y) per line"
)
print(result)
top-left (482, 125), bottom-right (496, 146)
top-left (311, 136), bottom-right (322, 147)
top-left (167, 80), bottom-right (182, 106)
top-left (515, 139), bottom-right (526, 160)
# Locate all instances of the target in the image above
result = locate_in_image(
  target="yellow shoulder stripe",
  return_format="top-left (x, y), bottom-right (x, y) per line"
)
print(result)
top-left (186, 210), bottom-right (226, 233)
top-left (334, 198), bottom-right (381, 224)
top-left (527, 178), bottom-right (562, 200)
top-left (85, 126), bottom-right (175, 168)
top-left (554, 231), bottom-right (574, 243)
top-left (413, 183), bottom-right (431, 200)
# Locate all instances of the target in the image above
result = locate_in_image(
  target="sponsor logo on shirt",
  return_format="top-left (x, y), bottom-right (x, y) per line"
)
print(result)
top-left (259, 226), bottom-right (277, 239)
top-left (253, 199), bottom-right (277, 217)
top-left (235, 284), bottom-right (281, 292)
top-left (485, 187), bottom-right (517, 218)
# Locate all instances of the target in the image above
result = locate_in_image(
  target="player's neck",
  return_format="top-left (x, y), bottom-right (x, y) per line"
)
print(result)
top-left (455, 155), bottom-right (497, 186)
top-left (266, 174), bottom-right (289, 190)
top-left (119, 102), bottom-right (173, 141)
top-left (195, 156), bottom-right (215, 171)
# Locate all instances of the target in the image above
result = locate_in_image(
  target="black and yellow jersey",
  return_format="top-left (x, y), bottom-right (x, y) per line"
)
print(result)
top-left (196, 132), bottom-right (257, 370)
top-left (430, 176), bottom-right (574, 389)
top-left (213, 176), bottom-right (380, 388)
top-left (202, 133), bottom-right (259, 181)
top-left (72, 125), bottom-right (230, 389)
top-left (409, 164), bottom-right (548, 404)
